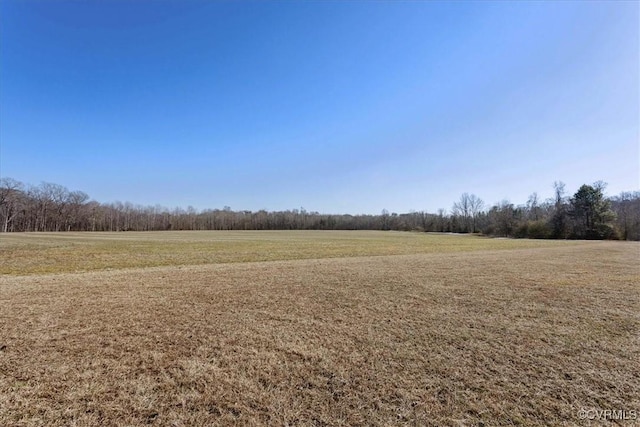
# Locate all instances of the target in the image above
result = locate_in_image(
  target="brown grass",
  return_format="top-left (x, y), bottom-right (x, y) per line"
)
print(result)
top-left (0, 230), bottom-right (577, 275)
top-left (0, 232), bottom-right (638, 426)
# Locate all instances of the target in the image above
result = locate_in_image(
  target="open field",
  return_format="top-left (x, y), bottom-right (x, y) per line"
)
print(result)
top-left (1, 231), bottom-right (638, 426)
top-left (0, 231), bottom-right (574, 276)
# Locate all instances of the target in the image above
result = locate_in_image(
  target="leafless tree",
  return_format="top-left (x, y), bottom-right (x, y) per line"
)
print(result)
top-left (453, 193), bottom-right (484, 233)
top-left (0, 178), bottom-right (25, 232)
top-left (526, 192), bottom-right (541, 221)
top-left (612, 191), bottom-right (640, 240)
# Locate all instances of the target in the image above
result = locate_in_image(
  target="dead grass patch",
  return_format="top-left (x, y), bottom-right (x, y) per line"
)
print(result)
top-left (0, 234), bottom-right (638, 426)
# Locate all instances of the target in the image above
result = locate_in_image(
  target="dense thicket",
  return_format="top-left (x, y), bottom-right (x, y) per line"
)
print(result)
top-left (1, 178), bottom-right (638, 240)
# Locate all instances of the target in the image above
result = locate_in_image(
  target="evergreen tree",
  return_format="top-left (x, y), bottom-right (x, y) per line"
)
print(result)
top-left (569, 182), bottom-right (616, 239)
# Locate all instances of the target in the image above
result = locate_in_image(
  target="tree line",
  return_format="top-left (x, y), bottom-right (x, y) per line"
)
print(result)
top-left (1, 177), bottom-right (638, 240)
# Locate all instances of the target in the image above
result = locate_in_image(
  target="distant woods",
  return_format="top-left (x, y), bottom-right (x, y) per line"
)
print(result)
top-left (1, 177), bottom-right (639, 240)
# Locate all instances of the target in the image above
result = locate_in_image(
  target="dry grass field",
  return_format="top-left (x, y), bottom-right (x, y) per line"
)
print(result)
top-left (0, 231), bottom-right (638, 426)
top-left (0, 231), bottom-right (568, 276)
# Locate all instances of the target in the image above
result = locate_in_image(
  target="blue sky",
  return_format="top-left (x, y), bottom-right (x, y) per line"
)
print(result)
top-left (1, 1), bottom-right (638, 214)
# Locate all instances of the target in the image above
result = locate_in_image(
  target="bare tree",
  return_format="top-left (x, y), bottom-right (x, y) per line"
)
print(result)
top-left (526, 192), bottom-right (541, 221)
top-left (550, 181), bottom-right (568, 238)
top-left (65, 191), bottom-right (90, 231)
top-left (453, 193), bottom-right (483, 233)
top-left (452, 194), bottom-right (471, 232)
top-left (468, 194), bottom-right (484, 233)
top-left (612, 191), bottom-right (640, 240)
top-left (493, 200), bottom-right (518, 237)
top-left (0, 178), bottom-right (25, 232)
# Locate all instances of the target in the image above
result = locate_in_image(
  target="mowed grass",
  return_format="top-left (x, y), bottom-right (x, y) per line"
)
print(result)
top-left (0, 230), bottom-right (576, 276)
top-left (0, 232), bottom-right (638, 426)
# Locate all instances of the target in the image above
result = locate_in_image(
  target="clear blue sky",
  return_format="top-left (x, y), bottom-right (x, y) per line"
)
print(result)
top-left (1, 1), bottom-right (638, 214)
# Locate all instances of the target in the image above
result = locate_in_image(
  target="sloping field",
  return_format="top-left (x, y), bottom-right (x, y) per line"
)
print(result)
top-left (0, 231), bottom-right (638, 426)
